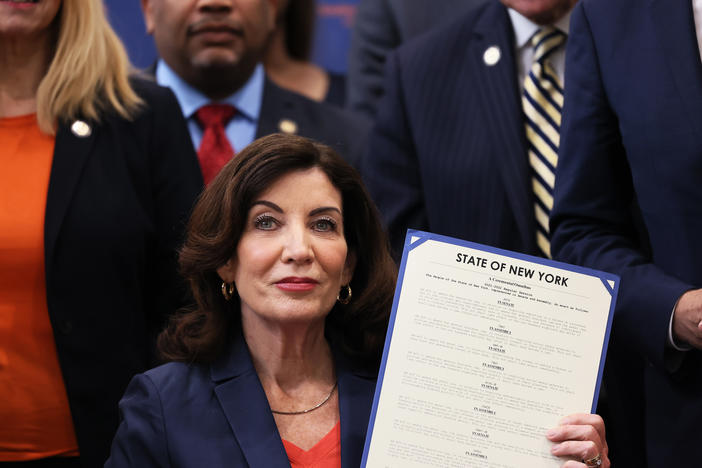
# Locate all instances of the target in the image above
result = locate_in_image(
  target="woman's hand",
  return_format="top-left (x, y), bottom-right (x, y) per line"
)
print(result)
top-left (546, 413), bottom-right (610, 468)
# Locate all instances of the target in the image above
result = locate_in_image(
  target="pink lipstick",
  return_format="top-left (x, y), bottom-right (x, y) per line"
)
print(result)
top-left (1, 0), bottom-right (38, 9)
top-left (275, 277), bottom-right (318, 292)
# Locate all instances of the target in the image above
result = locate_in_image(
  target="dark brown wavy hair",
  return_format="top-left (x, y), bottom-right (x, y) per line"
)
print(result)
top-left (159, 133), bottom-right (397, 365)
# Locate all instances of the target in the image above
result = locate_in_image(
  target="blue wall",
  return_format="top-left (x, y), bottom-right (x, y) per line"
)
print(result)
top-left (105, 0), bottom-right (358, 73)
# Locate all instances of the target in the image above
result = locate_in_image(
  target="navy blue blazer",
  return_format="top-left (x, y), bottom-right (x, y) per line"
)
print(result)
top-left (148, 63), bottom-right (370, 169)
top-left (254, 78), bottom-right (371, 170)
top-left (551, 0), bottom-right (702, 466)
top-left (105, 334), bottom-right (377, 467)
top-left (347, 0), bottom-right (484, 118)
top-left (362, 0), bottom-right (537, 259)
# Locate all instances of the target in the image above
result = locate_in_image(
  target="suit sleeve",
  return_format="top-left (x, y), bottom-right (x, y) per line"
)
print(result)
top-left (361, 51), bottom-right (427, 259)
top-left (147, 87), bottom-right (204, 340)
top-left (321, 103), bottom-right (372, 171)
top-left (346, 0), bottom-right (399, 118)
top-left (105, 374), bottom-right (170, 467)
top-left (550, 1), bottom-right (691, 371)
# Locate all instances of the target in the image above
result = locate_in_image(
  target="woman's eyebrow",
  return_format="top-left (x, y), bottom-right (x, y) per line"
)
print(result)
top-left (250, 202), bottom-right (341, 216)
top-left (309, 206), bottom-right (342, 216)
top-left (251, 200), bottom-right (283, 212)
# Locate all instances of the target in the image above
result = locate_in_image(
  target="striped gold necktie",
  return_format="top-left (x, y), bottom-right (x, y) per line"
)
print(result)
top-left (522, 27), bottom-right (566, 258)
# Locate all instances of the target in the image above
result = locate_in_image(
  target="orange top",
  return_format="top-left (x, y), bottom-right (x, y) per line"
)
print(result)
top-left (0, 114), bottom-right (79, 461)
top-left (283, 421), bottom-right (342, 468)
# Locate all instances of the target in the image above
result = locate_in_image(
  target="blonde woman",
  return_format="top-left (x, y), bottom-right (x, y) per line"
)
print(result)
top-left (0, 1), bottom-right (202, 466)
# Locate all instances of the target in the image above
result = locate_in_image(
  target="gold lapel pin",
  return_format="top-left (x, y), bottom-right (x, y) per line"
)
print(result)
top-left (71, 120), bottom-right (92, 138)
top-left (278, 119), bottom-right (298, 135)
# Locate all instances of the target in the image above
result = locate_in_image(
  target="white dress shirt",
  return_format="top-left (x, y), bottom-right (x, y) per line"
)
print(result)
top-left (667, 1), bottom-right (702, 352)
top-left (508, 8), bottom-right (571, 89)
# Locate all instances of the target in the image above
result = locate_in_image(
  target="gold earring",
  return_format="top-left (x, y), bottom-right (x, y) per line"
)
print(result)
top-left (337, 284), bottom-right (352, 305)
top-left (221, 282), bottom-right (235, 301)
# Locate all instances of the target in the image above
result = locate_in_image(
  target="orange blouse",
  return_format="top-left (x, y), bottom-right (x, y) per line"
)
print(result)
top-left (0, 114), bottom-right (79, 460)
top-left (283, 421), bottom-right (342, 468)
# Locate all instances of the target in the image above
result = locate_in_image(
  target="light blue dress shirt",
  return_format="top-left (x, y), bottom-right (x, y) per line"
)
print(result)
top-left (155, 61), bottom-right (264, 153)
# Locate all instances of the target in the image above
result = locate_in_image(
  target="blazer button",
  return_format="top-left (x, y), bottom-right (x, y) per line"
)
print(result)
top-left (58, 320), bottom-right (73, 335)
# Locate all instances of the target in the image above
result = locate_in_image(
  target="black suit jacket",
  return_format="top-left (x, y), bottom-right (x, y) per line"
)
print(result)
top-left (46, 79), bottom-right (203, 467)
top-left (256, 78), bottom-right (370, 169)
top-left (363, 0), bottom-right (536, 259)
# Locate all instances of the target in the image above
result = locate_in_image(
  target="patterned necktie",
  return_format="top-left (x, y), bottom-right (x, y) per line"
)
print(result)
top-left (522, 27), bottom-right (566, 258)
top-left (195, 104), bottom-right (236, 185)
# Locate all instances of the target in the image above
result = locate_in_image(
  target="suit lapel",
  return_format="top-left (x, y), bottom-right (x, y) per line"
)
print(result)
top-left (256, 79), bottom-right (296, 138)
top-left (649, 0), bottom-right (702, 137)
top-left (211, 335), bottom-right (290, 468)
top-left (211, 334), bottom-right (376, 468)
top-left (471, 1), bottom-right (535, 252)
top-left (44, 121), bottom-right (97, 274)
top-left (336, 355), bottom-right (376, 468)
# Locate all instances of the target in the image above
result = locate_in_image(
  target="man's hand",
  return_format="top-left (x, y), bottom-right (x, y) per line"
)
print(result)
top-left (672, 288), bottom-right (702, 349)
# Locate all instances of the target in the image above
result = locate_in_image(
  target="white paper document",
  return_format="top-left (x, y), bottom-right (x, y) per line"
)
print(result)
top-left (362, 231), bottom-right (617, 468)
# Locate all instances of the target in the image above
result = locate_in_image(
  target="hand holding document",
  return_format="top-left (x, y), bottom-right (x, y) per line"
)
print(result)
top-left (362, 231), bottom-right (617, 467)
top-left (547, 413), bottom-right (608, 466)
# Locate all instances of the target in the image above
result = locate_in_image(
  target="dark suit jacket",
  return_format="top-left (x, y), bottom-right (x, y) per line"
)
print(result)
top-left (347, 0), bottom-right (486, 118)
top-left (46, 79), bottom-right (203, 467)
top-left (105, 333), bottom-right (377, 467)
top-left (551, 0), bottom-right (702, 466)
top-left (255, 78), bottom-right (370, 169)
top-left (148, 62), bottom-right (370, 170)
top-left (363, 0), bottom-right (537, 259)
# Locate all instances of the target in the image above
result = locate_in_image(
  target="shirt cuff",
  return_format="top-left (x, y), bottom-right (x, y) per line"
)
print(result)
top-left (668, 302), bottom-right (692, 351)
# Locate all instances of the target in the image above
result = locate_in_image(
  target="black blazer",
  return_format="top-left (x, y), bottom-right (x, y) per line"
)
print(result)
top-left (255, 77), bottom-right (370, 169)
top-left (45, 79), bottom-right (203, 467)
top-left (363, 1), bottom-right (536, 259)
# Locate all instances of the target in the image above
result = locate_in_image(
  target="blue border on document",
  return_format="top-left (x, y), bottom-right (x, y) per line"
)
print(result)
top-left (361, 229), bottom-right (619, 466)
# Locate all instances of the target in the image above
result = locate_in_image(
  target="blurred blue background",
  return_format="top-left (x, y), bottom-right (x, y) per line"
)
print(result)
top-left (104, 0), bottom-right (358, 73)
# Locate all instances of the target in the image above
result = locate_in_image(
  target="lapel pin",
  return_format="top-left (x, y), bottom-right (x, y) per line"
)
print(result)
top-left (278, 118), bottom-right (298, 135)
top-left (71, 120), bottom-right (92, 138)
top-left (483, 45), bottom-right (501, 66)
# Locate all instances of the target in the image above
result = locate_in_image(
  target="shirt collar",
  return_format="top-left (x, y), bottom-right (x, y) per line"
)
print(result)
top-left (507, 7), bottom-right (572, 49)
top-left (155, 61), bottom-right (264, 122)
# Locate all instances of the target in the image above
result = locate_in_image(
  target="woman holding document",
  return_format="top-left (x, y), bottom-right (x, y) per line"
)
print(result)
top-left (105, 134), bottom-right (610, 468)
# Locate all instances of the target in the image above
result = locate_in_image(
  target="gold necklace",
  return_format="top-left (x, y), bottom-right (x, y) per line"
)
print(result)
top-left (270, 381), bottom-right (338, 415)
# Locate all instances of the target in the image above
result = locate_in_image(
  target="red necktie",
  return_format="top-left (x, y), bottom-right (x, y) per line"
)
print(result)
top-left (195, 104), bottom-right (236, 184)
